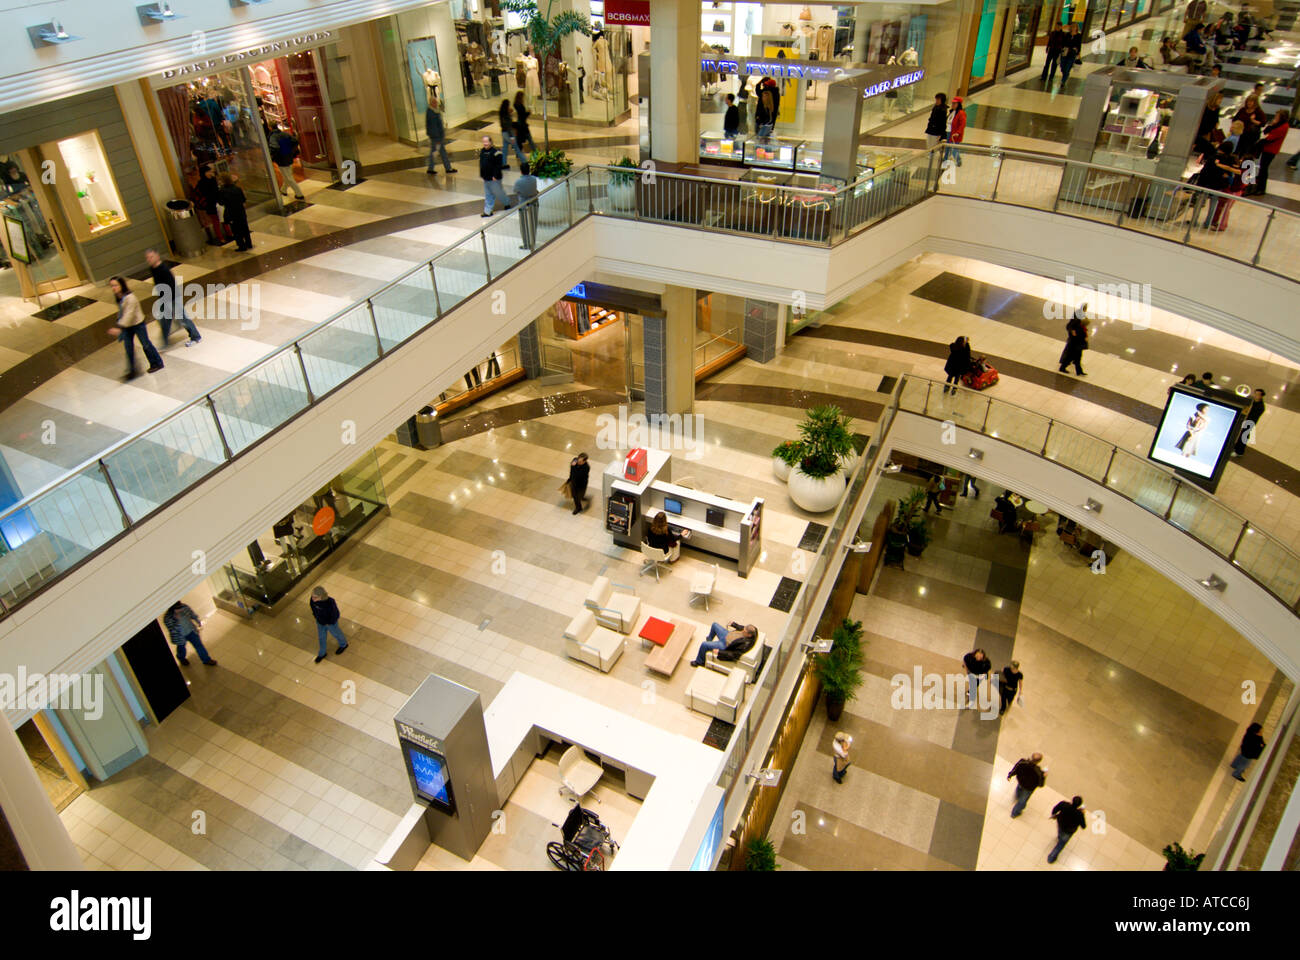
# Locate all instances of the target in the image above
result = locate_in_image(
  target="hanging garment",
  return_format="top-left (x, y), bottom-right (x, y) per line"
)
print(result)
top-left (816, 24), bottom-right (834, 62)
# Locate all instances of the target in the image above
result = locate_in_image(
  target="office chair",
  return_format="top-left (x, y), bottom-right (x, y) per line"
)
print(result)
top-left (640, 543), bottom-right (672, 581)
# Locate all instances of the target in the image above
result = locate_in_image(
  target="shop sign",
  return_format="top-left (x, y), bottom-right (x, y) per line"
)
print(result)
top-left (312, 506), bottom-right (335, 536)
top-left (862, 69), bottom-right (926, 99)
top-left (700, 56), bottom-right (844, 83)
top-left (566, 282), bottom-right (587, 299)
top-left (606, 0), bottom-right (650, 26)
top-left (157, 30), bottom-right (333, 80)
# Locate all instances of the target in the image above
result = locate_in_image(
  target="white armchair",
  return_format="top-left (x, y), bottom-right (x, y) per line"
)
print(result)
top-left (686, 666), bottom-right (745, 724)
top-left (705, 630), bottom-right (767, 683)
top-left (564, 608), bottom-right (625, 672)
top-left (584, 575), bottom-right (641, 633)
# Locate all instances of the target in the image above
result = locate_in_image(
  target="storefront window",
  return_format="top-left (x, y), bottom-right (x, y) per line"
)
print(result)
top-left (48, 132), bottom-right (128, 239)
top-left (1006, 2), bottom-right (1039, 72)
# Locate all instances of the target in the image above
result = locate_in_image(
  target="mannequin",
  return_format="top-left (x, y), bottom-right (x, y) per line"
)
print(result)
top-left (593, 33), bottom-right (611, 94)
top-left (898, 47), bottom-right (918, 112)
top-left (524, 51), bottom-right (541, 100)
top-left (422, 66), bottom-right (441, 104)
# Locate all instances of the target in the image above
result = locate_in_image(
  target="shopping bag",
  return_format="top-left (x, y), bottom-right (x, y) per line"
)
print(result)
top-left (292, 157), bottom-right (307, 182)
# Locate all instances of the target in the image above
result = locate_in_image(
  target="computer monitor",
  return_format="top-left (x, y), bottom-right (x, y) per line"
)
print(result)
top-left (663, 497), bottom-right (683, 515)
top-left (706, 507), bottom-right (726, 527)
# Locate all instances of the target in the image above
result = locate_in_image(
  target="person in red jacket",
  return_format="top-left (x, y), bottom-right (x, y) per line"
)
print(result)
top-left (945, 97), bottom-right (966, 167)
top-left (1251, 109), bottom-right (1289, 195)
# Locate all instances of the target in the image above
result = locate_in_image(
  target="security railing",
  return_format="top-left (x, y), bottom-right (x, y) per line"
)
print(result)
top-left (1, 150), bottom-right (1298, 620)
top-left (898, 373), bottom-right (1300, 611)
top-left (694, 326), bottom-right (743, 372)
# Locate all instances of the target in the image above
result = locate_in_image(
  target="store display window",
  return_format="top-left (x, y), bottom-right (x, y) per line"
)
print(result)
top-left (45, 132), bottom-right (128, 240)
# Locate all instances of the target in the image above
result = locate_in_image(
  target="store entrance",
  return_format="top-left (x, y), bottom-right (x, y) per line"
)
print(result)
top-left (15, 717), bottom-right (85, 814)
top-left (0, 153), bottom-right (85, 302)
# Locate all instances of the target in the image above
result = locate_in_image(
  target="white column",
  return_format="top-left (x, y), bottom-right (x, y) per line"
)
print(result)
top-left (649, 0), bottom-right (700, 163)
top-left (0, 722), bottom-right (83, 870)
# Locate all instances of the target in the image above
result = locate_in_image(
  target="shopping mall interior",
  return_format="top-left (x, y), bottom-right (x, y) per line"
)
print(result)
top-left (1, 0), bottom-right (1299, 875)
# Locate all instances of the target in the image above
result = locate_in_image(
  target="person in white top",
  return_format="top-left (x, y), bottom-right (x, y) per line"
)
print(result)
top-left (832, 731), bottom-right (852, 783)
top-left (107, 276), bottom-right (164, 380)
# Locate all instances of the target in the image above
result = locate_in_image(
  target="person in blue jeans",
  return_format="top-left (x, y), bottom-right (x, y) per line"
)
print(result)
top-left (1007, 753), bottom-right (1045, 818)
top-left (690, 621), bottom-right (757, 667)
top-left (309, 586), bottom-right (348, 664)
top-left (163, 601), bottom-right (216, 666)
top-left (1047, 796), bottom-right (1087, 863)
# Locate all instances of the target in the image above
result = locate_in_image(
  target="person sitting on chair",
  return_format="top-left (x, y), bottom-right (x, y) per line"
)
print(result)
top-left (994, 491), bottom-right (1021, 534)
top-left (690, 622), bottom-right (757, 667)
top-left (645, 511), bottom-right (687, 561)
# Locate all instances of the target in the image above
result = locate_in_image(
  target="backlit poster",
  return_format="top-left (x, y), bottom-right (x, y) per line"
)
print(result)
top-left (1149, 387), bottom-right (1242, 488)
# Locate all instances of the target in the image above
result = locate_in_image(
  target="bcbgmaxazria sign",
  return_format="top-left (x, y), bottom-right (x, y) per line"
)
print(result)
top-left (157, 30), bottom-right (334, 79)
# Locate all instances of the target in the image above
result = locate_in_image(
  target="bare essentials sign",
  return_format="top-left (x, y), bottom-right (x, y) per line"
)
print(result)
top-left (157, 30), bottom-right (334, 79)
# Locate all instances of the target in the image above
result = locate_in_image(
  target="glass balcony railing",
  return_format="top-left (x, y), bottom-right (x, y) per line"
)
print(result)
top-left (1, 152), bottom-right (1297, 619)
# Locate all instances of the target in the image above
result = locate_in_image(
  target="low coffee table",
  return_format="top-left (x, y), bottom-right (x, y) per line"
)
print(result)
top-left (642, 618), bottom-right (696, 677)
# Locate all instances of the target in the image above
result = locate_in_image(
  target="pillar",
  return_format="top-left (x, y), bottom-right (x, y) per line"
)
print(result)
top-left (648, 0), bottom-right (700, 163)
top-left (743, 298), bottom-right (781, 363)
top-left (517, 319), bottom-right (543, 379)
top-left (643, 285), bottom-right (695, 416)
top-left (0, 722), bottom-right (83, 869)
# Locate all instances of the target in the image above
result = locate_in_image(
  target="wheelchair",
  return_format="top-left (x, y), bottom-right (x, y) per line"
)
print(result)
top-left (546, 802), bottom-right (619, 871)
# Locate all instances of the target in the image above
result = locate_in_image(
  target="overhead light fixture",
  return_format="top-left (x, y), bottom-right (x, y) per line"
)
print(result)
top-left (28, 20), bottom-right (82, 46)
top-left (802, 636), bottom-right (834, 654)
top-left (968, 448), bottom-right (984, 461)
top-left (1199, 574), bottom-right (1227, 592)
top-left (138, 2), bottom-right (184, 24)
top-left (1082, 498), bottom-right (1102, 514)
top-left (880, 460), bottom-right (902, 474)
top-left (745, 768), bottom-right (783, 788)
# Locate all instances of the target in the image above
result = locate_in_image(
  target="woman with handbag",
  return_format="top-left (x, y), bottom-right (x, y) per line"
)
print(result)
top-left (107, 277), bottom-right (164, 380)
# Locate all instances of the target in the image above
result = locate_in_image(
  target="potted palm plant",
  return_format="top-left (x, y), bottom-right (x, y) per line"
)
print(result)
top-left (889, 489), bottom-right (932, 558)
top-left (607, 156), bottom-right (638, 212)
top-left (744, 836), bottom-right (779, 871)
top-left (529, 148), bottom-right (574, 225)
top-left (503, 0), bottom-right (591, 152)
top-left (787, 405), bottom-right (854, 513)
top-left (815, 618), bottom-right (865, 720)
top-left (1161, 843), bottom-right (1205, 871)
top-left (771, 440), bottom-right (803, 482)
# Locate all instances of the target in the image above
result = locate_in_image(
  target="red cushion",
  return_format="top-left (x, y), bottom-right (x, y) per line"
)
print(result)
top-left (639, 617), bottom-right (674, 646)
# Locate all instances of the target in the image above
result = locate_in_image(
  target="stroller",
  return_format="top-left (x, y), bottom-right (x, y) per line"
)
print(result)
top-left (546, 802), bottom-right (619, 871)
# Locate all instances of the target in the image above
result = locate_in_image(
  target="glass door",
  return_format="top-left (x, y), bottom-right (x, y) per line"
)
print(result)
top-left (1007, 2), bottom-right (1041, 72)
top-left (278, 50), bottom-right (337, 170)
top-left (0, 152), bottom-right (84, 297)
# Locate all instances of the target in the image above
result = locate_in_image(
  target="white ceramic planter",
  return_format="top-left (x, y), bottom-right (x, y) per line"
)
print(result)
top-left (839, 449), bottom-right (860, 483)
top-left (788, 465), bottom-right (846, 513)
top-left (608, 178), bottom-right (635, 212)
top-left (772, 456), bottom-right (792, 482)
top-left (535, 177), bottom-right (569, 226)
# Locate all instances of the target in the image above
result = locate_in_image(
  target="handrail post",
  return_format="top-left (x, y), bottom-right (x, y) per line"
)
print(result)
top-left (480, 230), bottom-right (491, 282)
top-left (587, 167), bottom-right (594, 213)
top-left (1040, 419), bottom-right (1053, 457)
top-left (1183, 195), bottom-right (1198, 244)
top-left (428, 262), bottom-right (443, 318)
top-left (1164, 479), bottom-right (1180, 521)
top-left (98, 459), bottom-right (132, 530)
top-left (1228, 521), bottom-right (1249, 562)
top-left (1100, 447), bottom-right (1117, 486)
top-left (366, 299), bottom-right (384, 356)
top-left (293, 342), bottom-right (315, 404)
top-left (990, 152), bottom-right (1003, 201)
top-left (923, 379), bottom-right (933, 416)
top-left (1252, 209), bottom-right (1276, 266)
top-left (980, 396), bottom-right (992, 433)
top-left (1117, 175), bottom-right (1136, 225)
top-left (206, 395), bottom-right (233, 460)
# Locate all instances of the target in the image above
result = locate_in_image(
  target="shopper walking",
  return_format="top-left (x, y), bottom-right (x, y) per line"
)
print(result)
top-left (567, 452), bottom-right (590, 514)
top-left (1047, 796), bottom-right (1087, 863)
top-left (755, 87), bottom-right (777, 139)
top-left (925, 92), bottom-right (948, 150)
top-left (194, 163), bottom-right (227, 244)
top-left (1007, 752), bottom-right (1046, 817)
top-left (1058, 306), bottom-right (1089, 376)
top-left (944, 335), bottom-right (972, 394)
top-left (163, 600), bottom-right (216, 666)
top-left (216, 172), bottom-right (253, 251)
top-left (107, 277), bottom-right (164, 380)
top-left (1229, 722), bottom-right (1266, 780)
top-left (309, 586), bottom-right (348, 663)
top-left (270, 123), bottom-right (306, 200)
top-left (498, 99), bottom-right (528, 167)
top-left (1041, 23), bottom-right (1067, 86)
top-left (998, 659), bottom-right (1024, 715)
top-left (144, 248), bottom-right (201, 346)
top-left (959, 472), bottom-right (980, 498)
top-left (479, 136), bottom-right (510, 217)
top-left (923, 473), bottom-right (945, 514)
top-left (963, 647), bottom-right (991, 708)
top-left (723, 93), bottom-right (740, 139)
top-left (513, 91), bottom-right (537, 153)
top-left (1232, 388), bottom-right (1266, 455)
top-left (832, 732), bottom-right (852, 784)
top-left (1059, 24), bottom-right (1083, 87)
top-left (425, 96), bottom-right (457, 175)
top-left (514, 161), bottom-right (539, 250)
top-left (945, 97), bottom-right (966, 166)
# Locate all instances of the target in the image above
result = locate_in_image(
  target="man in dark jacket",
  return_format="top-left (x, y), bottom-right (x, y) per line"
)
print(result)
top-left (1059, 24), bottom-right (1084, 86)
top-left (568, 452), bottom-right (589, 514)
top-left (963, 647), bottom-right (991, 708)
top-left (479, 135), bottom-right (509, 217)
top-left (1041, 24), bottom-right (1067, 86)
top-left (1233, 388), bottom-right (1266, 455)
top-left (1048, 796), bottom-right (1087, 863)
top-left (144, 248), bottom-right (201, 346)
top-left (1058, 306), bottom-right (1089, 375)
top-left (270, 124), bottom-right (305, 200)
top-left (690, 622), bottom-right (757, 667)
top-left (1008, 752), bottom-right (1046, 817)
top-left (925, 92), bottom-right (948, 149)
top-left (1230, 723), bottom-right (1266, 780)
top-left (723, 94), bottom-right (740, 139)
top-left (944, 335), bottom-right (972, 394)
top-left (309, 586), bottom-right (348, 663)
top-left (994, 491), bottom-right (1021, 534)
top-left (425, 102), bottom-right (457, 174)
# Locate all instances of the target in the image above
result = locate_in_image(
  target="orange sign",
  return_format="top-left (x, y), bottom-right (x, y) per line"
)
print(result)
top-left (312, 506), bottom-right (336, 536)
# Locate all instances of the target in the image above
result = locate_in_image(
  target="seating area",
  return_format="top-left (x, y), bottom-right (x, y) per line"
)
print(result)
top-left (563, 608), bottom-right (626, 673)
top-left (585, 575), bottom-right (642, 633)
top-left (704, 630), bottom-right (767, 683)
top-left (685, 666), bottom-right (746, 724)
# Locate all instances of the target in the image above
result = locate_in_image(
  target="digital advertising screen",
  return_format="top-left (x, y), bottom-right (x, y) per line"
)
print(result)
top-left (400, 739), bottom-right (456, 815)
top-left (1149, 387), bottom-right (1243, 488)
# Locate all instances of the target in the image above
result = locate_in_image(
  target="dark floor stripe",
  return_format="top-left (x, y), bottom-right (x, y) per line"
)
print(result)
top-left (437, 389), bottom-right (624, 442)
top-left (695, 382), bottom-right (885, 423)
top-left (800, 324), bottom-right (1300, 494)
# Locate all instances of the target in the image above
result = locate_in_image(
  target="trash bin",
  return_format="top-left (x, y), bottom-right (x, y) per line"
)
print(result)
top-left (166, 199), bottom-right (206, 258)
top-left (416, 406), bottom-right (441, 449)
